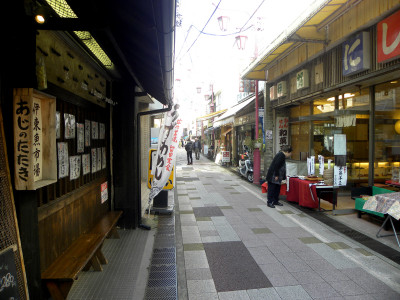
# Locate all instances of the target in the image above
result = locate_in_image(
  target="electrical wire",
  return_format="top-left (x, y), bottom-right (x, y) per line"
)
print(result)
top-left (176, 0), bottom-right (266, 63)
top-left (176, 0), bottom-right (222, 63)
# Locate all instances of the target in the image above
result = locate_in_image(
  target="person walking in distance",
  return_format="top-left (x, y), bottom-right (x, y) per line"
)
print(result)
top-left (266, 145), bottom-right (292, 208)
top-left (194, 138), bottom-right (201, 160)
top-left (185, 139), bottom-right (194, 165)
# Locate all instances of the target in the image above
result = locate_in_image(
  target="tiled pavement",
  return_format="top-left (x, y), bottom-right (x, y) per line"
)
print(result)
top-left (174, 149), bottom-right (400, 300)
top-left (68, 148), bottom-right (400, 299)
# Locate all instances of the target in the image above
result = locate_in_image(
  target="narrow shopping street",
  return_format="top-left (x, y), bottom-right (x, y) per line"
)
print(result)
top-left (173, 149), bottom-right (400, 299)
top-left (67, 148), bottom-right (400, 300)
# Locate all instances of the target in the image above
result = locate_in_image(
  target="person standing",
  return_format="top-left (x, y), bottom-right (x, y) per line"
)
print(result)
top-left (193, 138), bottom-right (201, 160)
top-left (185, 139), bottom-right (194, 165)
top-left (266, 145), bottom-right (292, 208)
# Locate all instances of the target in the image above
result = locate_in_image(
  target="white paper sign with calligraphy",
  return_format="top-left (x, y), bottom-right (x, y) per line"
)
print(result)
top-left (85, 120), bottom-right (91, 147)
top-left (56, 111), bottom-right (60, 139)
top-left (275, 116), bottom-right (289, 153)
top-left (97, 148), bottom-right (102, 171)
top-left (318, 155), bottom-right (324, 175)
top-left (91, 148), bottom-right (97, 173)
top-left (77, 123), bottom-right (84, 153)
top-left (57, 142), bottom-right (69, 178)
top-left (91, 121), bottom-right (98, 140)
top-left (334, 165), bottom-right (347, 187)
top-left (69, 155), bottom-right (81, 180)
top-left (99, 123), bottom-right (105, 139)
top-left (82, 153), bottom-right (90, 175)
top-left (149, 104), bottom-right (183, 205)
top-left (64, 113), bottom-right (76, 139)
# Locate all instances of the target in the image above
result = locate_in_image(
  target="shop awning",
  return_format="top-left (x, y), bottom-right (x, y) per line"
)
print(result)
top-left (196, 109), bottom-right (228, 121)
top-left (241, 0), bottom-right (349, 80)
top-left (213, 95), bottom-right (256, 128)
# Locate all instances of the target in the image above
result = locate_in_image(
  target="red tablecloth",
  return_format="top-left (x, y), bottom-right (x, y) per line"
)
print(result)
top-left (286, 177), bottom-right (319, 208)
top-left (261, 182), bottom-right (287, 195)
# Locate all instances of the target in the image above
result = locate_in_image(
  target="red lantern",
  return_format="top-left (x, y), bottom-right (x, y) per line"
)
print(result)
top-left (235, 35), bottom-right (248, 50)
top-left (217, 16), bottom-right (230, 31)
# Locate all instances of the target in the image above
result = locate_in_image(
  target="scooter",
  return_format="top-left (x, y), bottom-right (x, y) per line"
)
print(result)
top-left (238, 151), bottom-right (253, 182)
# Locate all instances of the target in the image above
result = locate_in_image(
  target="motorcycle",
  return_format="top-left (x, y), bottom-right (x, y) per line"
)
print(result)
top-left (238, 151), bottom-right (253, 182)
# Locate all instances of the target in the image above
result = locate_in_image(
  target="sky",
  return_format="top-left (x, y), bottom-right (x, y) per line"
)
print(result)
top-left (174, 0), bottom-right (320, 122)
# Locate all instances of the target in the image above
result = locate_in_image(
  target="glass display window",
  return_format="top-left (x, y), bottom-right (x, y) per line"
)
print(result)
top-left (374, 79), bottom-right (400, 183)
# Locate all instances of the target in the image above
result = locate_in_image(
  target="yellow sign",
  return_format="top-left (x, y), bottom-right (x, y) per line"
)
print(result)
top-left (147, 149), bottom-right (174, 189)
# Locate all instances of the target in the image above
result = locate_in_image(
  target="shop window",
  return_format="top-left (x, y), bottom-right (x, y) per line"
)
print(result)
top-left (374, 79), bottom-right (400, 183)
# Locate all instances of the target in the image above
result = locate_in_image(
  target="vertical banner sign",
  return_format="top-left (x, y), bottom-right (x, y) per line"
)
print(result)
top-left (318, 155), bottom-right (324, 175)
top-left (149, 104), bottom-right (183, 204)
top-left (275, 116), bottom-right (289, 153)
top-left (377, 9), bottom-right (400, 63)
top-left (259, 108), bottom-right (264, 144)
top-left (334, 134), bottom-right (347, 186)
top-left (32, 98), bottom-right (43, 182)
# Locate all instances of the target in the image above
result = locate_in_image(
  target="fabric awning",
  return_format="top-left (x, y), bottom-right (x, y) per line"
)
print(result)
top-left (242, 0), bottom-right (348, 81)
top-left (213, 95), bottom-right (256, 127)
top-left (196, 109), bottom-right (228, 121)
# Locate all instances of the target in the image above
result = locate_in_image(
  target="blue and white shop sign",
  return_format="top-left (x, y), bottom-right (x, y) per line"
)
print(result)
top-left (342, 31), bottom-right (371, 76)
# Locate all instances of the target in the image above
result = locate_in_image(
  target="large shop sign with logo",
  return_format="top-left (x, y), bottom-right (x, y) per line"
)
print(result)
top-left (342, 31), bottom-right (371, 76)
top-left (377, 9), bottom-right (400, 63)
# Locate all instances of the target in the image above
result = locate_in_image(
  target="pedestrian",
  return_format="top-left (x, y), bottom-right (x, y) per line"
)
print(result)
top-left (266, 145), bottom-right (292, 208)
top-left (194, 138), bottom-right (201, 160)
top-left (185, 139), bottom-right (194, 165)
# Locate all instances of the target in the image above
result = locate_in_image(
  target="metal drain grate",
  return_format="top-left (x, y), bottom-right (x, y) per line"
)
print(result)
top-left (145, 287), bottom-right (177, 299)
top-left (145, 212), bottom-right (177, 299)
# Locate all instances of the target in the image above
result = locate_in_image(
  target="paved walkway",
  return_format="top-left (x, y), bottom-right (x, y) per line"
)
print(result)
top-left (174, 149), bottom-right (400, 300)
top-left (68, 148), bottom-right (400, 299)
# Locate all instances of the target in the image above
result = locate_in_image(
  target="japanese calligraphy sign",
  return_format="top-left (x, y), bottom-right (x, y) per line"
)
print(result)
top-left (275, 116), bottom-right (289, 153)
top-left (149, 104), bottom-right (182, 202)
top-left (69, 155), bottom-right (81, 180)
top-left (334, 166), bottom-right (347, 187)
top-left (64, 113), bottom-right (76, 139)
top-left (77, 123), bottom-right (84, 153)
top-left (96, 148), bottom-right (102, 171)
top-left (85, 120), bottom-right (91, 146)
top-left (82, 153), bottom-right (90, 175)
top-left (91, 148), bottom-right (97, 173)
top-left (57, 142), bottom-right (69, 178)
top-left (377, 9), bottom-right (400, 63)
top-left (342, 32), bottom-right (371, 76)
top-left (91, 121), bottom-right (98, 140)
top-left (14, 88), bottom-right (57, 190)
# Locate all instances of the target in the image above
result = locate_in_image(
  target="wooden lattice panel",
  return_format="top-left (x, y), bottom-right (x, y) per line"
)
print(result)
top-left (0, 107), bottom-right (28, 299)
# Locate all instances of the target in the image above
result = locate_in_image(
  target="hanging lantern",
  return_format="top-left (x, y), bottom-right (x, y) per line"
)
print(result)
top-left (235, 35), bottom-right (248, 50)
top-left (196, 87), bottom-right (202, 93)
top-left (217, 16), bottom-right (230, 31)
top-left (204, 94), bottom-right (209, 101)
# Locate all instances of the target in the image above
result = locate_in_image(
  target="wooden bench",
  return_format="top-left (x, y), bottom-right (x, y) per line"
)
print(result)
top-left (42, 210), bottom-right (122, 300)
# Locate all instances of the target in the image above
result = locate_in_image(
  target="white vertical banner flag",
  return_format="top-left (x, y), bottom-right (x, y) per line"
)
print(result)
top-left (318, 155), bottom-right (324, 175)
top-left (149, 104), bottom-right (182, 203)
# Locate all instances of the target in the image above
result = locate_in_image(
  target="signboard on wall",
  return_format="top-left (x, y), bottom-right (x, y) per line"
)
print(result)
top-left (342, 32), bottom-right (371, 76)
top-left (296, 69), bottom-right (309, 90)
top-left (377, 9), bottom-right (400, 63)
top-left (13, 88), bottom-right (57, 190)
top-left (275, 116), bottom-right (289, 153)
top-left (222, 151), bottom-right (230, 162)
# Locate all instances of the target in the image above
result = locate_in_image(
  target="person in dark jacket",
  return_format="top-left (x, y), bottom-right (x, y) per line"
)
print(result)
top-left (266, 145), bottom-right (292, 208)
top-left (185, 139), bottom-right (193, 165)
